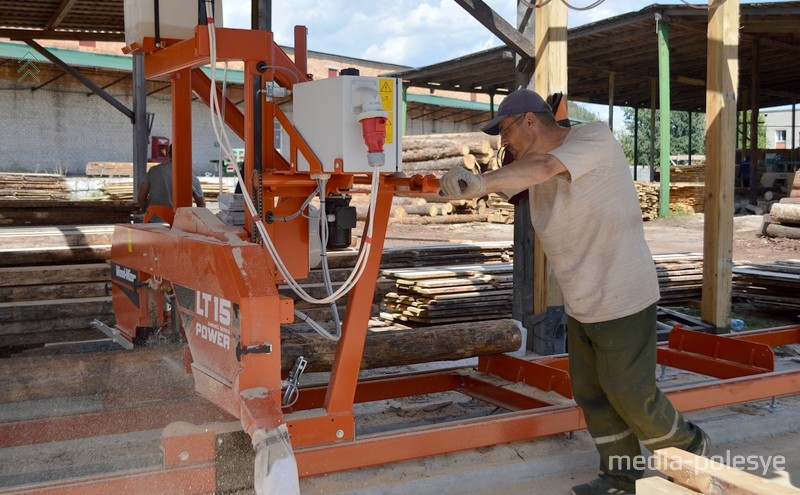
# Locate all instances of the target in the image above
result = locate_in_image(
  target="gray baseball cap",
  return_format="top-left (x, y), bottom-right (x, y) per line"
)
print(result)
top-left (481, 90), bottom-right (552, 135)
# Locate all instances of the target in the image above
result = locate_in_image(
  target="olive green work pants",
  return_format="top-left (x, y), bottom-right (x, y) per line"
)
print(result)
top-left (567, 303), bottom-right (699, 490)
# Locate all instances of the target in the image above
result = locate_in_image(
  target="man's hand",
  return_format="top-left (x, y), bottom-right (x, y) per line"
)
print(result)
top-left (439, 167), bottom-right (486, 198)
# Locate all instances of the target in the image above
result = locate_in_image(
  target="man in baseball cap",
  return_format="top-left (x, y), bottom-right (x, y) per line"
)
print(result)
top-left (481, 89), bottom-right (553, 135)
top-left (439, 88), bottom-right (711, 495)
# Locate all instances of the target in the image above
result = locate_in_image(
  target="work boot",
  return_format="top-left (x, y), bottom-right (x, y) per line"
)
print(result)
top-left (571, 474), bottom-right (633, 495)
top-left (685, 424), bottom-right (711, 457)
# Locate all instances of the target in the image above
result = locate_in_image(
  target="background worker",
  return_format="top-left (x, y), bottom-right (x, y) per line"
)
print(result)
top-left (439, 90), bottom-right (709, 495)
top-left (138, 145), bottom-right (206, 223)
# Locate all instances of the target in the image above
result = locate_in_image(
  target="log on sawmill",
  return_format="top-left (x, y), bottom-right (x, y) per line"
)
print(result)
top-left (281, 318), bottom-right (522, 373)
top-left (402, 156), bottom-right (465, 172)
top-left (770, 202), bottom-right (800, 225)
top-left (792, 172), bottom-right (800, 198)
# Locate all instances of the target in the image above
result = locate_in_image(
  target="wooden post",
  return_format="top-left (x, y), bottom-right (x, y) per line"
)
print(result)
top-left (657, 14), bottom-right (672, 218)
top-left (530, 0), bottom-right (567, 354)
top-left (512, 0), bottom-right (536, 349)
top-left (701, 0), bottom-right (739, 330)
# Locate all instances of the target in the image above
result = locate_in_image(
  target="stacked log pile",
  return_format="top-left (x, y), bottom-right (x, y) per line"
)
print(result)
top-left (0, 173), bottom-right (71, 201)
top-left (401, 132), bottom-right (500, 176)
top-left (733, 260), bottom-right (800, 311)
top-left (762, 173), bottom-right (800, 239)
top-left (380, 263), bottom-right (514, 325)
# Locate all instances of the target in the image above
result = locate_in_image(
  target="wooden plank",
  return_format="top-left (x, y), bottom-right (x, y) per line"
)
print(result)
top-left (636, 476), bottom-right (700, 495)
top-left (0, 281), bottom-right (110, 303)
top-left (0, 296), bottom-right (112, 327)
top-left (0, 263), bottom-right (109, 287)
top-left (652, 447), bottom-right (800, 495)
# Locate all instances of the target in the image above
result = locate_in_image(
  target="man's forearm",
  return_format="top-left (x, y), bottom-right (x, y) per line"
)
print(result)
top-left (482, 154), bottom-right (567, 193)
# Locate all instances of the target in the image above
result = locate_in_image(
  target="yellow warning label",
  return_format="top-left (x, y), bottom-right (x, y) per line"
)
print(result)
top-left (379, 78), bottom-right (394, 144)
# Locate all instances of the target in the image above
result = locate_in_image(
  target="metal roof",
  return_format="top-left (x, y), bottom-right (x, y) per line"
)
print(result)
top-left (0, 0), bottom-right (125, 41)
top-left (1, 2), bottom-right (799, 111)
top-left (385, 2), bottom-right (800, 112)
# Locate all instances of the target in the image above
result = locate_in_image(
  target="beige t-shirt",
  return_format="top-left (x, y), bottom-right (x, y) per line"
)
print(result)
top-left (516, 121), bottom-right (660, 323)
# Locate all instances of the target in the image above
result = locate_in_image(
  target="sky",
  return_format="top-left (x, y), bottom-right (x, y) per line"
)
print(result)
top-left (219, 0), bottom-right (789, 68)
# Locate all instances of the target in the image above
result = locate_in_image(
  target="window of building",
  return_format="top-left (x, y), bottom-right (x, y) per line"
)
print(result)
top-left (776, 129), bottom-right (787, 143)
top-left (328, 68), bottom-right (338, 78)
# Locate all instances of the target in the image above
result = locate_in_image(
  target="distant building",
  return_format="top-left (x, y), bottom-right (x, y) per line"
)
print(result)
top-left (0, 40), bottom-right (495, 175)
top-left (762, 108), bottom-right (800, 150)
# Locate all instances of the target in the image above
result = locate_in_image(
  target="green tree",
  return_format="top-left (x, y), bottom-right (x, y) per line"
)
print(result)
top-left (619, 108), bottom-right (766, 165)
top-left (620, 108), bottom-right (706, 166)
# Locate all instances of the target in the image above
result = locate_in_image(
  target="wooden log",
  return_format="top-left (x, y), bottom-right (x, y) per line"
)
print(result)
top-left (779, 197), bottom-right (800, 204)
top-left (762, 220), bottom-right (800, 239)
top-left (389, 213), bottom-right (486, 225)
top-left (792, 171), bottom-right (800, 198)
top-left (770, 202), bottom-right (800, 224)
top-left (651, 447), bottom-right (800, 495)
top-left (281, 318), bottom-right (522, 372)
top-left (401, 146), bottom-right (463, 162)
top-left (463, 154), bottom-right (479, 173)
top-left (0, 246), bottom-right (111, 267)
top-left (402, 156), bottom-right (466, 172)
top-left (395, 204), bottom-right (439, 218)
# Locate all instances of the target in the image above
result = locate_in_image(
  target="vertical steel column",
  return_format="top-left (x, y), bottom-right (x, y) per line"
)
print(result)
top-left (171, 69), bottom-right (193, 208)
top-left (133, 52), bottom-right (148, 203)
top-left (657, 15), bottom-right (672, 218)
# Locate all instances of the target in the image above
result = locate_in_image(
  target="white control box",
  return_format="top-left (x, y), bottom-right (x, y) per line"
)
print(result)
top-left (292, 76), bottom-right (402, 173)
top-left (124, 0), bottom-right (224, 48)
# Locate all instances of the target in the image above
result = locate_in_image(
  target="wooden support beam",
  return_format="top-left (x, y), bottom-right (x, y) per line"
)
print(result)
top-left (701, 0), bottom-right (738, 330)
top-left (533, 0), bottom-right (567, 315)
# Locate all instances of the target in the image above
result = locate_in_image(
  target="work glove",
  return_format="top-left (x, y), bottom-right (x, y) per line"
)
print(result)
top-left (439, 166), bottom-right (486, 198)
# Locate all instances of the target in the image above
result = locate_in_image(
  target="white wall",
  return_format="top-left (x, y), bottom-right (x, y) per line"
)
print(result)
top-left (0, 80), bottom-right (243, 176)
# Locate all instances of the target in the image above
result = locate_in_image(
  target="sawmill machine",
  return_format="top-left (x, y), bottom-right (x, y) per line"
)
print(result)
top-left (110, 1), bottom-right (444, 492)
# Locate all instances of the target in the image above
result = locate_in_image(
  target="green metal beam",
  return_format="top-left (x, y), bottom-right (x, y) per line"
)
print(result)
top-left (657, 16), bottom-right (671, 218)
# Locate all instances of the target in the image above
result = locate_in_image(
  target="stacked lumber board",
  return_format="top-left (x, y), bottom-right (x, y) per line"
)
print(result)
top-left (0, 225), bottom-right (113, 266)
top-left (0, 263), bottom-right (112, 355)
top-left (101, 179), bottom-right (230, 201)
top-left (0, 200), bottom-right (135, 226)
top-left (85, 161), bottom-right (159, 177)
top-left (0, 173), bottom-right (71, 201)
top-left (670, 182), bottom-right (705, 213)
top-left (669, 163), bottom-right (705, 182)
top-left (636, 182), bottom-right (660, 220)
top-left (654, 253), bottom-right (704, 304)
top-left (733, 260), bottom-right (800, 311)
top-left (486, 194), bottom-right (515, 224)
top-left (380, 263), bottom-right (514, 325)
